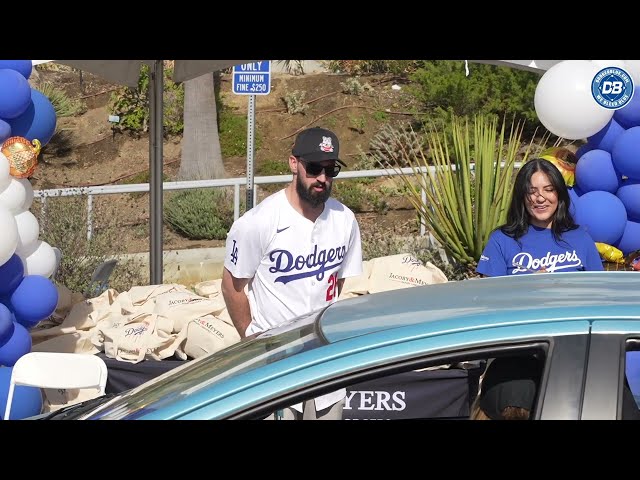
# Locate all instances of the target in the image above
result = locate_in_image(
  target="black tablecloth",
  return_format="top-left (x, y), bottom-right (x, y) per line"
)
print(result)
top-left (97, 353), bottom-right (187, 395)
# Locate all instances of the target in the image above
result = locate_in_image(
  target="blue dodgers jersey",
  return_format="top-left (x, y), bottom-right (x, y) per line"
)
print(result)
top-left (476, 225), bottom-right (604, 277)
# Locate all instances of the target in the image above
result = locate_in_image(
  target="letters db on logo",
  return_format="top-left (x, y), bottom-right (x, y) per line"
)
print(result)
top-left (591, 66), bottom-right (634, 110)
top-left (232, 61), bottom-right (271, 95)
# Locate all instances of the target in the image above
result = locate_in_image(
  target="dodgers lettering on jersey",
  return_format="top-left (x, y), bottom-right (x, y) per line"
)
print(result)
top-left (511, 250), bottom-right (582, 273)
top-left (268, 244), bottom-right (346, 283)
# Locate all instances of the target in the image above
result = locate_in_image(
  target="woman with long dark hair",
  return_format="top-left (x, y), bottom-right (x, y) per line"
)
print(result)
top-left (476, 158), bottom-right (603, 277)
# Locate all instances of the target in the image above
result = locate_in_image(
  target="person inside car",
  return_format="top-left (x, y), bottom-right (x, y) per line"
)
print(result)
top-left (470, 355), bottom-right (542, 420)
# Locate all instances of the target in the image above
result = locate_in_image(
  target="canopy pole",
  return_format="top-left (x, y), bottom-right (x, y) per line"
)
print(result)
top-left (149, 60), bottom-right (164, 285)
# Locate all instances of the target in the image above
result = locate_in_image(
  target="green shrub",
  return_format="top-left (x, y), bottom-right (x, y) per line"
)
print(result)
top-left (340, 77), bottom-right (373, 96)
top-left (408, 61), bottom-right (540, 135)
top-left (164, 189), bottom-right (234, 240)
top-left (35, 196), bottom-right (146, 295)
top-left (373, 110), bottom-right (389, 122)
top-left (282, 90), bottom-right (308, 115)
top-left (322, 60), bottom-right (422, 75)
top-left (108, 65), bottom-right (184, 136)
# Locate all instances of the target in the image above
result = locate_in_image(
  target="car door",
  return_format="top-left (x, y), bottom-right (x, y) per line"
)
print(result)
top-left (173, 320), bottom-right (591, 420)
top-left (582, 320), bottom-right (640, 420)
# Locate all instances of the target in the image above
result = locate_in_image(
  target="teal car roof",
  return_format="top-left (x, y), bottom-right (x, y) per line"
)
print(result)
top-left (320, 271), bottom-right (640, 343)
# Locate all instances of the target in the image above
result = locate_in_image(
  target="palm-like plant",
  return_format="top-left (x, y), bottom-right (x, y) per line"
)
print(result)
top-left (384, 114), bottom-right (550, 265)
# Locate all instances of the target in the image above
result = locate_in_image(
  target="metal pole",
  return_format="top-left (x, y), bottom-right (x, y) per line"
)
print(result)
top-left (246, 94), bottom-right (256, 211)
top-left (149, 60), bottom-right (164, 285)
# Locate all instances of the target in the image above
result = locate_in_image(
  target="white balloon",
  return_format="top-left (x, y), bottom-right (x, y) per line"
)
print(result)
top-left (535, 60), bottom-right (614, 140)
top-left (0, 205), bottom-right (18, 266)
top-left (19, 240), bottom-right (56, 278)
top-left (0, 153), bottom-right (10, 191)
top-left (18, 178), bottom-right (34, 211)
top-left (14, 210), bottom-right (39, 252)
top-left (623, 60), bottom-right (640, 85)
top-left (0, 178), bottom-right (28, 214)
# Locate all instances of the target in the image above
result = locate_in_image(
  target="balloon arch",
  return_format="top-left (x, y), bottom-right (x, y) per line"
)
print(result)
top-left (0, 60), bottom-right (59, 418)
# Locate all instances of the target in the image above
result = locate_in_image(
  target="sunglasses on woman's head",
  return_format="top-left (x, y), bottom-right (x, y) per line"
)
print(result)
top-left (298, 158), bottom-right (341, 178)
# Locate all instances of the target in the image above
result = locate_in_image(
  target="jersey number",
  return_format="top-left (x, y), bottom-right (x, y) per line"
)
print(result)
top-left (230, 240), bottom-right (238, 265)
top-left (326, 272), bottom-right (338, 301)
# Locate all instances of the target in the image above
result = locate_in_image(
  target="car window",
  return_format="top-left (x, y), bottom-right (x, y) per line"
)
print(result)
top-left (259, 347), bottom-right (548, 421)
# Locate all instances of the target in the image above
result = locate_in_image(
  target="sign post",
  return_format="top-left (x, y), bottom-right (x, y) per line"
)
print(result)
top-left (232, 61), bottom-right (271, 211)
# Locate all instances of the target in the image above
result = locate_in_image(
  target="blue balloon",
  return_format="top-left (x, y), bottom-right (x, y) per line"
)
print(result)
top-left (614, 87), bottom-right (640, 129)
top-left (7, 89), bottom-right (57, 146)
top-left (617, 181), bottom-right (640, 222)
top-left (0, 365), bottom-right (42, 419)
top-left (576, 143), bottom-right (594, 160)
top-left (0, 254), bottom-right (24, 296)
top-left (0, 303), bottom-right (14, 348)
top-left (588, 118), bottom-right (625, 153)
top-left (0, 69), bottom-right (31, 119)
top-left (10, 275), bottom-right (58, 328)
top-left (0, 60), bottom-right (32, 80)
top-left (0, 118), bottom-right (10, 143)
top-left (575, 149), bottom-right (621, 194)
top-left (568, 186), bottom-right (582, 218)
top-left (627, 351), bottom-right (640, 399)
top-left (575, 190), bottom-right (627, 245)
top-left (614, 220), bottom-right (640, 256)
top-left (0, 322), bottom-right (31, 367)
top-left (612, 126), bottom-right (640, 180)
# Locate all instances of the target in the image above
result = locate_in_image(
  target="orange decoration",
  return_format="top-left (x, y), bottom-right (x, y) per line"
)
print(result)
top-left (1, 136), bottom-right (41, 178)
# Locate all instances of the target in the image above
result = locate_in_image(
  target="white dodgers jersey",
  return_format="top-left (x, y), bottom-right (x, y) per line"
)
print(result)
top-left (224, 189), bottom-right (363, 336)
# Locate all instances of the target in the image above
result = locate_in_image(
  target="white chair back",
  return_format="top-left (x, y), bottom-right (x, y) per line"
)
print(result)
top-left (3, 352), bottom-right (108, 420)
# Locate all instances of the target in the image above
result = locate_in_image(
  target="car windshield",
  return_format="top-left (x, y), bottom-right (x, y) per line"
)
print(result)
top-left (67, 309), bottom-right (326, 420)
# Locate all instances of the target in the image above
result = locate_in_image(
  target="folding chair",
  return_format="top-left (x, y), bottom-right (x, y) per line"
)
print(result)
top-left (4, 352), bottom-right (108, 420)
top-left (84, 259), bottom-right (118, 298)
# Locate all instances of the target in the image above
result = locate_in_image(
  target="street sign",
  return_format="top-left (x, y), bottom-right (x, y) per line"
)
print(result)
top-left (232, 61), bottom-right (271, 95)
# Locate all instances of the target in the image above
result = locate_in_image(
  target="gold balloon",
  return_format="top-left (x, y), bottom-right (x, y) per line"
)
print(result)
top-left (539, 146), bottom-right (578, 187)
top-left (1, 136), bottom-right (41, 178)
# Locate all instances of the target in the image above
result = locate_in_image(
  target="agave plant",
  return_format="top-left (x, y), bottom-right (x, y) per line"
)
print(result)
top-left (275, 60), bottom-right (305, 75)
top-left (383, 114), bottom-right (551, 265)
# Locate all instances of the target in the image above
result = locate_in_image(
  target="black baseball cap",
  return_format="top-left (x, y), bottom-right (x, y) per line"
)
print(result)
top-left (292, 127), bottom-right (346, 166)
top-left (479, 356), bottom-right (541, 420)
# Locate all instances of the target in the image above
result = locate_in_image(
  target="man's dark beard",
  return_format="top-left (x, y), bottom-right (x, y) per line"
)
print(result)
top-left (296, 174), bottom-right (332, 208)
